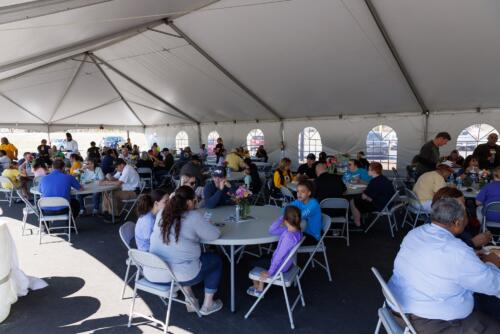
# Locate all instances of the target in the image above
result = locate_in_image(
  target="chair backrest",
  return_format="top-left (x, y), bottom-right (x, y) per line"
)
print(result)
top-left (484, 201), bottom-right (500, 216)
top-left (128, 249), bottom-right (176, 283)
top-left (280, 186), bottom-right (295, 201)
top-left (404, 188), bottom-right (421, 208)
top-left (392, 167), bottom-right (400, 179)
top-left (38, 196), bottom-right (70, 209)
top-left (371, 267), bottom-right (417, 334)
top-left (136, 167), bottom-right (153, 175)
top-left (272, 236), bottom-right (305, 280)
top-left (119, 221), bottom-right (136, 250)
top-left (382, 192), bottom-right (400, 212)
top-left (321, 213), bottom-right (332, 235)
top-left (0, 176), bottom-right (13, 188)
top-left (320, 198), bottom-right (349, 210)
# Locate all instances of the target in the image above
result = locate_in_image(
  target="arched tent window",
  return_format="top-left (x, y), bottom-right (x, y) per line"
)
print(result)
top-left (366, 125), bottom-right (398, 170)
top-left (175, 131), bottom-right (189, 150)
top-left (298, 127), bottom-right (322, 163)
top-left (207, 131), bottom-right (220, 155)
top-left (246, 129), bottom-right (265, 156)
top-left (457, 123), bottom-right (499, 157)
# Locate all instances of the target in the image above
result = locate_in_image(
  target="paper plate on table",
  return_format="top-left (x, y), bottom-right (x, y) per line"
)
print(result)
top-left (483, 246), bottom-right (500, 256)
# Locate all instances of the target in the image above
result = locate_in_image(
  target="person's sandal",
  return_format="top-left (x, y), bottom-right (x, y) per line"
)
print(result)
top-left (199, 299), bottom-right (223, 316)
top-left (186, 297), bottom-right (199, 313)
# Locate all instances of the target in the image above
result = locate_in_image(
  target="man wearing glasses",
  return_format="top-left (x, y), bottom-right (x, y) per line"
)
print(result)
top-left (473, 133), bottom-right (500, 170)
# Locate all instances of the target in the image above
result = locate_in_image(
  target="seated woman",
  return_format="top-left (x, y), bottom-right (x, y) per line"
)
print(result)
top-left (77, 159), bottom-right (104, 215)
top-left (149, 186), bottom-right (223, 315)
top-left (272, 158), bottom-right (293, 197)
top-left (447, 149), bottom-right (465, 167)
top-left (342, 159), bottom-right (372, 185)
top-left (459, 155), bottom-right (480, 178)
top-left (350, 162), bottom-right (395, 227)
top-left (289, 180), bottom-right (322, 245)
top-left (247, 205), bottom-right (302, 297)
top-left (476, 166), bottom-right (500, 224)
top-left (134, 189), bottom-right (168, 251)
top-left (243, 158), bottom-right (261, 194)
top-left (69, 153), bottom-right (83, 175)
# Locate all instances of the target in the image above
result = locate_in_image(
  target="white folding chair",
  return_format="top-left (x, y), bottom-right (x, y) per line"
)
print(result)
top-left (365, 192), bottom-right (405, 237)
top-left (137, 167), bottom-right (153, 189)
top-left (16, 188), bottom-right (39, 236)
top-left (0, 175), bottom-right (16, 206)
top-left (320, 198), bottom-right (350, 246)
top-left (120, 180), bottom-right (146, 221)
top-left (280, 186), bottom-right (295, 206)
top-left (401, 188), bottom-right (430, 229)
top-left (127, 250), bottom-right (201, 333)
top-left (297, 214), bottom-right (333, 282)
top-left (481, 201), bottom-right (500, 241)
top-left (371, 267), bottom-right (417, 334)
top-left (119, 221), bottom-right (137, 299)
top-left (244, 237), bottom-right (306, 330)
top-left (37, 197), bottom-right (77, 244)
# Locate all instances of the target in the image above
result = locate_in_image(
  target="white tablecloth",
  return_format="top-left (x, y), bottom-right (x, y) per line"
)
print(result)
top-left (0, 219), bottom-right (47, 323)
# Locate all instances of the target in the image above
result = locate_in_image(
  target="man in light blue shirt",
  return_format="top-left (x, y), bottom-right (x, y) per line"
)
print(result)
top-left (388, 198), bottom-right (500, 332)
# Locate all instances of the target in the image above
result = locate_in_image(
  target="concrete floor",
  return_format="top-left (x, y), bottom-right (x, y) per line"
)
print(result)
top-left (0, 203), bottom-right (405, 334)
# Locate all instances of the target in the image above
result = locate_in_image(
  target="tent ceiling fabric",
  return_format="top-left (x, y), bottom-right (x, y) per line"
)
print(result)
top-left (0, 0), bottom-right (499, 129)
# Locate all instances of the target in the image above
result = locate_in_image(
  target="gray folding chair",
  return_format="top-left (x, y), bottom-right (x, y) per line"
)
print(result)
top-left (119, 221), bottom-right (136, 299)
top-left (120, 180), bottom-right (146, 221)
top-left (137, 167), bottom-right (153, 189)
top-left (0, 176), bottom-right (16, 206)
top-left (481, 201), bottom-right (500, 241)
top-left (37, 197), bottom-right (77, 244)
top-left (401, 188), bottom-right (430, 229)
top-left (297, 214), bottom-right (333, 282)
top-left (280, 186), bottom-right (295, 206)
top-left (16, 188), bottom-right (39, 236)
top-left (365, 192), bottom-right (405, 237)
top-left (371, 267), bottom-right (417, 334)
top-left (127, 250), bottom-right (201, 333)
top-left (320, 198), bottom-right (350, 246)
top-left (244, 237), bottom-right (306, 330)
top-left (267, 179), bottom-right (281, 207)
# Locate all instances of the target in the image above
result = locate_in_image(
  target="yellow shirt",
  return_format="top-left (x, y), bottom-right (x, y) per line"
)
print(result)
top-left (0, 143), bottom-right (17, 159)
top-left (70, 161), bottom-right (82, 175)
top-left (273, 170), bottom-right (292, 189)
top-left (226, 153), bottom-right (245, 171)
top-left (413, 171), bottom-right (446, 203)
top-left (1, 168), bottom-right (20, 189)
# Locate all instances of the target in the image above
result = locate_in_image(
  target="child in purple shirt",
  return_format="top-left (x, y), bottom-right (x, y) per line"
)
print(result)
top-left (247, 205), bottom-right (302, 297)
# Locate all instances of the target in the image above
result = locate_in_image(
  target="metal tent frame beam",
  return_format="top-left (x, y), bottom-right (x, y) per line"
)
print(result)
top-left (90, 53), bottom-right (200, 124)
top-left (168, 21), bottom-right (283, 121)
top-left (89, 54), bottom-right (145, 126)
top-left (128, 100), bottom-right (191, 121)
top-left (51, 98), bottom-right (120, 123)
top-left (364, 0), bottom-right (428, 115)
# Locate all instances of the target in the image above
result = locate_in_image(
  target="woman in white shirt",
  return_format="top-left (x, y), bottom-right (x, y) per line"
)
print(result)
top-left (77, 159), bottom-right (104, 215)
top-left (149, 186), bottom-right (222, 316)
top-left (63, 132), bottom-right (78, 159)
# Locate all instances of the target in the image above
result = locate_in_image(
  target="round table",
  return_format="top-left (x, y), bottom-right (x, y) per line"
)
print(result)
top-left (30, 182), bottom-right (120, 223)
top-left (457, 186), bottom-right (479, 199)
top-left (226, 171), bottom-right (245, 182)
top-left (287, 181), bottom-right (366, 196)
top-left (200, 205), bottom-right (281, 312)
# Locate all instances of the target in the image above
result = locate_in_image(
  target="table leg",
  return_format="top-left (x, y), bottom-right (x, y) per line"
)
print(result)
top-left (110, 191), bottom-right (115, 224)
top-left (230, 244), bottom-right (235, 313)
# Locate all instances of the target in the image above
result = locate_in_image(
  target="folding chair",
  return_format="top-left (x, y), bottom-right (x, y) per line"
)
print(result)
top-left (37, 197), bottom-right (77, 244)
top-left (481, 201), bottom-right (500, 242)
top-left (244, 237), bottom-right (306, 330)
top-left (127, 250), bottom-right (201, 333)
top-left (320, 198), bottom-right (350, 246)
top-left (364, 192), bottom-right (405, 237)
top-left (297, 214), bottom-right (332, 282)
top-left (120, 180), bottom-right (146, 221)
top-left (119, 221), bottom-right (137, 299)
top-left (280, 186), bottom-right (295, 206)
top-left (401, 188), bottom-right (429, 229)
top-left (137, 167), bottom-right (153, 189)
top-left (371, 267), bottom-right (417, 334)
top-left (251, 174), bottom-right (268, 205)
top-left (267, 179), bottom-right (281, 207)
top-left (0, 176), bottom-right (16, 206)
top-left (17, 189), bottom-right (39, 236)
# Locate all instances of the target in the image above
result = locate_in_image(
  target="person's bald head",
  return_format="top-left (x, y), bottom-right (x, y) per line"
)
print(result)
top-left (315, 162), bottom-right (327, 177)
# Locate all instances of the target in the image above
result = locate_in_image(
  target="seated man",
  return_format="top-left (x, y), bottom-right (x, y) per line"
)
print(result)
top-left (413, 163), bottom-right (453, 211)
top-left (297, 153), bottom-right (317, 179)
top-left (313, 162), bottom-right (346, 203)
top-left (39, 159), bottom-right (81, 219)
top-left (225, 149), bottom-right (247, 172)
top-left (101, 158), bottom-right (140, 218)
top-left (180, 155), bottom-right (204, 185)
top-left (203, 166), bottom-right (237, 209)
top-left (388, 198), bottom-right (500, 332)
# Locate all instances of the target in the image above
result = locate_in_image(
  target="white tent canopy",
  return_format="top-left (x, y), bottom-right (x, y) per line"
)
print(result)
top-left (1, 0), bottom-right (500, 168)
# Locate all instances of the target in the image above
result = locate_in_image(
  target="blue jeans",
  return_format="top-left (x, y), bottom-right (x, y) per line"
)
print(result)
top-left (180, 252), bottom-right (222, 294)
top-left (77, 193), bottom-right (101, 211)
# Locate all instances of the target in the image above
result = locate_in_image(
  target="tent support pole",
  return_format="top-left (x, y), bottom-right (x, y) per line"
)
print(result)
top-left (197, 123), bottom-right (202, 148)
top-left (280, 121), bottom-right (285, 146)
top-left (168, 21), bottom-right (283, 121)
top-left (423, 112), bottom-right (429, 142)
top-left (364, 0), bottom-right (428, 115)
top-left (88, 54), bottom-right (145, 127)
top-left (49, 54), bottom-right (87, 123)
top-left (90, 54), bottom-right (200, 125)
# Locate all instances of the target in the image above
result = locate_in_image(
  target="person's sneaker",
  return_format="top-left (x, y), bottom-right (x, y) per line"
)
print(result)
top-left (199, 300), bottom-right (223, 316)
top-left (246, 287), bottom-right (263, 298)
top-left (185, 297), bottom-right (199, 313)
top-left (79, 209), bottom-right (85, 216)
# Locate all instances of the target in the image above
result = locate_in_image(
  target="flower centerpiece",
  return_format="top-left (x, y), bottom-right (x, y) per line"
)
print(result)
top-left (231, 186), bottom-right (253, 220)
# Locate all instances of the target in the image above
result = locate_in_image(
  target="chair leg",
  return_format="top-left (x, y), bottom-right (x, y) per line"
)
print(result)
top-left (128, 284), bottom-right (138, 327)
top-left (164, 286), bottom-right (174, 334)
top-left (387, 215), bottom-right (394, 238)
top-left (38, 218), bottom-right (43, 244)
top-left (244, 281), bottom-right (273, 320)
top-left (346, 221), bottom-right (350, 247)
top-left (22, 211), bottom-right (27, 236)
top-left (282, 285), bottom-right (295, 330)
top-left (68, 217), bottom-right (71, 243)
top-left (296, 277), bottom-right (306, 307)
top-left (121, 261), bottom-right (131, 299)
top-left (322, 247), bottom-right (332, 282)
top-left (364, 214), bottom-right (381, 234)
top-left (374, 318), bottom-right (382, 334)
